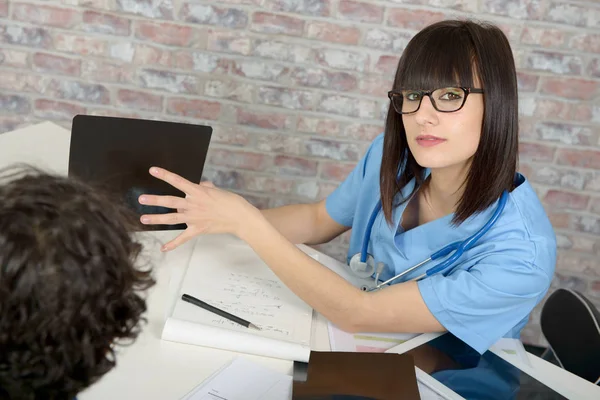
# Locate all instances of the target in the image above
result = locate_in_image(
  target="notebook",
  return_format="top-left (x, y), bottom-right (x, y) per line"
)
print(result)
top-left (161, 234), bottom-right (314, 362)
top-left (68, 115), bottom-right (212, 231)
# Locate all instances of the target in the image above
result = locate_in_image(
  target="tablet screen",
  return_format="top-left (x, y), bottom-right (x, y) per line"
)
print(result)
top-left (406, 333), bottom-right (567, 399)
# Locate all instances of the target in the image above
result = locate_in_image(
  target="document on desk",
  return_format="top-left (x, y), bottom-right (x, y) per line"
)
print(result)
top-left (162, 234), bottom-right (313, 362)
top-left (182, 357), bottom-right (292, 400)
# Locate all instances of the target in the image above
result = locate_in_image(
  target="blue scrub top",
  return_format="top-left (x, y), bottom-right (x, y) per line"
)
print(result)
top-left (325, 134), bottom-right (557, 354)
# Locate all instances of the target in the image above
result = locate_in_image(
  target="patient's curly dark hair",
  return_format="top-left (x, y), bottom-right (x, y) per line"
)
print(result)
top-left (0, 167), bottom-right (155, 399)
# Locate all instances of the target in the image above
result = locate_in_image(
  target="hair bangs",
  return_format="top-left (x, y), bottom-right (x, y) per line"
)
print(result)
top-left (396, 26), bottom-right (478, 91)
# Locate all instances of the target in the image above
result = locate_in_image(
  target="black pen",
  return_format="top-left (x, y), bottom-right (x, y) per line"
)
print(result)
top-left (181, 293), bottom-right (261, 331)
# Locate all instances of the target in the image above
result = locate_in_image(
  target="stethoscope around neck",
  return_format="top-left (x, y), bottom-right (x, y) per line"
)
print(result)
top-left (348, 190), bottom-right (509, 292)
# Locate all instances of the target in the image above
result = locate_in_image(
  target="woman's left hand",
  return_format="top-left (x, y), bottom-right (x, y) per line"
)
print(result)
top-left (138, 166), bottom-right (258, 251)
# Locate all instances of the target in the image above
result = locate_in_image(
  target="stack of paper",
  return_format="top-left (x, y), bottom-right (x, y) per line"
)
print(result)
top-left (162, 234), bottom-right (313, 362)
top-left (182, 357), bottom-right (292, 400)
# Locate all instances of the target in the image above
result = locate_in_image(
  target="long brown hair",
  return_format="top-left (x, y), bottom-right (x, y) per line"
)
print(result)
top-left (381, 20), bottom-right (519, 225)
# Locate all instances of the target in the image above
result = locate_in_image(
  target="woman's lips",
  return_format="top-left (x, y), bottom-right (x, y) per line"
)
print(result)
top-left (416, 135), bottom-right (446, 147)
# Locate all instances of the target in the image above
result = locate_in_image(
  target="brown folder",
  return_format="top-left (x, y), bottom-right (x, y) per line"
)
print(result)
top-left (292, 351), bottom-right (421, 400)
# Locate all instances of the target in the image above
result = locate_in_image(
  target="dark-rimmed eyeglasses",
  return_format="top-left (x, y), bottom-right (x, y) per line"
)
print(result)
top-left (387, 87), bottom-right (484, 114)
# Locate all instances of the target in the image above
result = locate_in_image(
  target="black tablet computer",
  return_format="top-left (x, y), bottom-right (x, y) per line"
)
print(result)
top-left (68, 115), bottom-right (212, 231)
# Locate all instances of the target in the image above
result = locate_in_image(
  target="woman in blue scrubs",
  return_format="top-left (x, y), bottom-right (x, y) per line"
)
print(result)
top-left (137, 19), bottom-right (556, 355)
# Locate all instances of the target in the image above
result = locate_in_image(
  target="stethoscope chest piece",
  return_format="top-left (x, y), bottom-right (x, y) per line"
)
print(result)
top-left (349, 253), bottom-right (376, 278)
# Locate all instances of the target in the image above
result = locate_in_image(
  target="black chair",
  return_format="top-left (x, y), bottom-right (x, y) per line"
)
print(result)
top-left (540, 288), bottom-right (600, 385)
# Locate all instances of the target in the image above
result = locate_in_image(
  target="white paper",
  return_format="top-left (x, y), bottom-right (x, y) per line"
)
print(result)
top-left (181, 357), bottom-right (292, 400)
top-left (328, 321), bottom-right (418, 353)
top-left (162, 234), bottom-right (313, 362)
top-left (490, 337), bottom-right (532, 367)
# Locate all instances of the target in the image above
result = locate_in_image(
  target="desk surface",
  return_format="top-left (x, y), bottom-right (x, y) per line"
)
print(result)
top-left (2, 121), bottom-right (599, 400)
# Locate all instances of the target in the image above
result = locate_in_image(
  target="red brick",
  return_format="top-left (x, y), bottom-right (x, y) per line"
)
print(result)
top-left (0, 94), bottom-right (31, 114)
top-left (256, 86), bottom-right (313, 110)
top-left (360, 75), bottom-right (393, 97)
top-left (344, 124), bottom-right (383, 141)
top-left (557, 149), bottom-right (600, 169)
top-left (138, 70), bottom-right (202, 94)
top-left (252, 39), bottom-right (314, 63)
top-left (557, 251), bottom-right (600, 275)
top-left (520, 27), bottom-right (566, 47)
top-left (211, 125), bottom-right (250, 146)
top-left (236, 108), bottom-right (292, 130)
top-left (517, 72), bottom-right (539, 92)
top-left (373, 55), bottom-right (399, 74)
top-left (591, 197), bottom-right (600, 215)
top-left (570, 34), bottom-right (600, 54)
top-left (316, 48), bottom-right (368, 72)
top-left (337, 0), bottom-right (384, 23)
top-left (53, 33), bottom-right (108, 57)
top-left (541, 78), bottom-right (599, 100)
top-left (305, 21), bottom-right (360, 45)
top-left (47, 80), bottom-right (110, 105)
top-left (387, 8), bottom-right (445, 30)
top-left (297, 116), bottom-right (341, 136)
top-left (518, 142), bottom-right (556, 163)
top-left (262, 0), bottom-right (331, 16)
top-left (292, 68), bottom-right (357, 91)
top-left (116, 0), bottom-right (173, 19)
top-left (304, 139), bottom-right (362, 162)
top-left (208, 30), bottom-right (251, 55)
top-left (33, 53), bottom-right (81, 76)
top-left (242, 175), bottom-right (293, 194)
top-left (321, 162), bottom-right (355, 181)
top-left (543, 190), bottom-right (589, 210)
top-left (133, 44), bottom-right (172, 66)
top-left (0, 1), bottom-right (7, 17)
top-left (33, 99), bottom-right (85, 121)
top-left (1, 25), bottom-right (52, 49)
top-left (81, 59), bottom-right (133, 83)
top-left (166, 98), bottom-right (221, 120)
top-left (12, 4), bottom-right (80, 28)
top-left (533, 99), bottom-right (571, 120)
top-left (495, 23), bottom-right (522, 42)
top-left (135, 21), bottom-right (194, 47)
top-left (117, 89), bottom-right (163, 112)
top-left (548, 212), bottom-right (569, 229)
top-left (251, 12), bottom-right (304, 36)
top-left (535, 122), bottom-right (597, 146)
top-left (253, 132), bottom-right (304, 154)
top-left (0, 71), bottom-right (48, 93)
top-left (588, 58), bottom-right (600, 78)
top-left (208, 149), bottom-right (267, 171)
top-left (273, 155), bottom-right (318, 177)
top-left (319, 95), bottom-right (377, 119)
top-left (205, 79), bottom-right (254, 103)
top-left (572, 104), bottom-right (593, 121)
top-left (525, 51), bottom-right (583, 75)
top-left (0, 117), bottom-right (28, 134)
top-left (0, 49), bottom-right (29, 68)
top-left (364, 29), bottom-right (412, 52)
top-left (82, 10), bottom-right (131, 36)
top-left (232, 60), bottom-right (289, 81)
top-left (179, 4), bottom-right (248, 29)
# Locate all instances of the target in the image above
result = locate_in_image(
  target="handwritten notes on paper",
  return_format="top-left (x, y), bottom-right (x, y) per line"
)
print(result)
top-left (162, 234), bottom-right (313, 361)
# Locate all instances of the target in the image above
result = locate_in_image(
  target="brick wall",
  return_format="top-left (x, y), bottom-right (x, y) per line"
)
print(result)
top-left (1, 0), bottom-right (599, 347)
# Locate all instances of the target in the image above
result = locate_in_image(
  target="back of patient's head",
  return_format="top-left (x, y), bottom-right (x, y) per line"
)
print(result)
top-left (0, 167), bottom-right (155, 399)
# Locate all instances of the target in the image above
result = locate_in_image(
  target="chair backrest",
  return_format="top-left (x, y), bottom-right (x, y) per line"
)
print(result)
top-left (540, 288), bottom-right (600, 384)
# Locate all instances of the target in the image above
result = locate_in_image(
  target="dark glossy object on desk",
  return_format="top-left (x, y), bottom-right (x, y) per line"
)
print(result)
top-left (68, 115), bottom-right (212, 231)
top-left (409, 333), bottom-right (569, 400)
top-left (292, 351), bottom-right (420, 400)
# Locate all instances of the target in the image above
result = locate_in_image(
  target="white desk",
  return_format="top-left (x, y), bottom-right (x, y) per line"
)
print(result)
top-left (2, 121), bottom-right (599, 400)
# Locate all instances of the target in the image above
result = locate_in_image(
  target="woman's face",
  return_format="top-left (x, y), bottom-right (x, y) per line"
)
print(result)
top-left (402, 83), bottom-right (484, 172)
